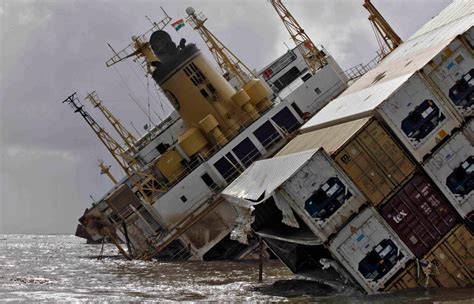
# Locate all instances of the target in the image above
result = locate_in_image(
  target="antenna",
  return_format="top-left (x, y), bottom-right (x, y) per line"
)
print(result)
top-left (106, 12), bottom-right (172, 74)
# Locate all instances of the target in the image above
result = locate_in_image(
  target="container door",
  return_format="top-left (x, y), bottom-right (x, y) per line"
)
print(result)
top-left (335, 140), bottom-right (392, 206)
top-left (360, 121), bottom-right (415, 185)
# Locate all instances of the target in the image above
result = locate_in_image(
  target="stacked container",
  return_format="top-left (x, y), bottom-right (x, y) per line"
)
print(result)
top-left (224, 15), bottom-right (474, 294)
top-left (275, 117), bottom-right (421, 293)
top-left (378, 172), bottom-right (459, 258)
top-left (280, 149), bottom-right (366, 243)
top-left (328, 207), bottom-right (413, 294)
top-left (423, 128), bottom-right (474, 220)
top-left (423, 27), bottom-right (474, 119)
top-left (385, 224), bottom-right (473, 290)
top-left (376, 73), bottom-right (461, 163)
top-left (277, 117), bottom-right (416, 207)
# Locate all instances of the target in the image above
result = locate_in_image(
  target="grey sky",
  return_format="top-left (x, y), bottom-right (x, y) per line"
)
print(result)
top-left (0, 0), bottom-right (451, 234)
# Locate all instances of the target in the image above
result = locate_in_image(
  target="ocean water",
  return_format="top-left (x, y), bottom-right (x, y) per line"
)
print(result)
top-left (0, 234), bottom-right (473, 303)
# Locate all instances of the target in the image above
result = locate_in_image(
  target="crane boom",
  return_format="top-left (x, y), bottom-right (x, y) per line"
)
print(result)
top-left (62, 93), bottom-right (166, 204)
top-left (186, 8), bottom-right (255, 85)
top-left (270, 0), bottom-right (327, 74)
top-left (62, 93), bottom-right (137, 175)
top-left (363, 0), bottom-right (402, 56)
top-left (85, 91), bottom-right (137, 153)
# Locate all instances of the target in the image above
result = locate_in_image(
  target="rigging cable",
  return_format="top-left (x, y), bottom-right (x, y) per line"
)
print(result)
top-left (112, 65), bottom-right (158, 125)
top-left (129, 93), bottom-right (157, 127)
top-left (126, 59), bottom-right (166, 116)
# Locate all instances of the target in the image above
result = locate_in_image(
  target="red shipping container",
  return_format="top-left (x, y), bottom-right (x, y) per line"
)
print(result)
top-left (379, 172), bottom-right (459, 258)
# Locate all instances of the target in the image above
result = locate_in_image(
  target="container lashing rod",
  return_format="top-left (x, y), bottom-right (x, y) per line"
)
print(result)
top-left (270, 0), bottom-right (327, 74)
top-left (62, 93), bottom-right (166, 204)
top-left (186, 8), bottom-right (256, 86)
top-left (363, 0), bottom-right (402, 57)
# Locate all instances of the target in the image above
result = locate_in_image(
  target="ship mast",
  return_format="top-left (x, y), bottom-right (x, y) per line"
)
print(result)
top-left (106, 10), bottom-right (172, 75)
top-left (269, 0), bottom-right (327, 74)
top-left (185, 7), bottom-right (255, 85)
top-left (363, 0), bottom-right (402, 57)
top-left (98, 159), bottom-right (118, 184)
top-left (62, 93), bottom-right (166, 204)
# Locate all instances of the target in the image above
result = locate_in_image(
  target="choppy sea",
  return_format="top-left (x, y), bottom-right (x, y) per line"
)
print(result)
top-left (0, 234), bottom-right (473, 303)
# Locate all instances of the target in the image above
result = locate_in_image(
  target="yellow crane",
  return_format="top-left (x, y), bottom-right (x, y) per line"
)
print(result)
top-left (106, 10), bottom-right (172, 74)
top-left (62, 93), bottom-right (166, 204)
top-left (185, 7), bottom-right (255, 86)
top-left (363, 0), bottom-right (402, 58)
top-left (85, 91), bottom-right (137, 153)
top-left (269, 0), bottom-right (327, 74)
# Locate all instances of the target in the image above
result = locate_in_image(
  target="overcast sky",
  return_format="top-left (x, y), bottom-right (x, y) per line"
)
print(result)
top-left (0, 0), bottom-right (452, 234)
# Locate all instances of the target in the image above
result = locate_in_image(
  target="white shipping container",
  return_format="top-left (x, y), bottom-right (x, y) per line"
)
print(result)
top-left (378, 73), bottom-right (460, 162)
top-left (282, 150), bottom-right (366, 243)
top-left (425, 30), bottom-right (474, 118)
top-left (423, 129), bottom-right (474, 218)
top-left (328, 207), bottom-right (413, 294)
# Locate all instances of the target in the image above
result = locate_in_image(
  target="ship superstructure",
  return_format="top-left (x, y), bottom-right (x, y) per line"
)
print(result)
top-left (72, 3), bottom-right (348, 261)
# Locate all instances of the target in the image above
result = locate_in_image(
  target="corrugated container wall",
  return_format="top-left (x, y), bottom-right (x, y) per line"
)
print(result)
top-left (464, 117), bottom-right (474, 144)
top-left (424, 27), bottom-right (474, 119)
top-left (282, 150), bottom-right (366, 243)
top-left (379, 172), bottom-right (459, 258)
top-left (385, 225), bottom-right (474, 291)
top-left (423, 128), bottom-right (474, 218)
top-left (333, 120), bottom-right (416, 206)
top-left (377, 73), bottom-right (460, 162)
top-left (277, 118), bottom-right (416, 207)
top-left (328, 207), bottom-right (413, 294)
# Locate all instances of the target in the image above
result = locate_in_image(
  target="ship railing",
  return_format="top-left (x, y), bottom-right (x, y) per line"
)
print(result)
top-left (342, 52), bottom-right (382, 82)
top-left (144, 106), bottom-right (276, 190)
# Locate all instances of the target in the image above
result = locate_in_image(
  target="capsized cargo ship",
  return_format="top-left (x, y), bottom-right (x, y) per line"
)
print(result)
top-left (71, 3), bottom-right (349, 261)
top-left (223, 0), bottom-right (473, 294)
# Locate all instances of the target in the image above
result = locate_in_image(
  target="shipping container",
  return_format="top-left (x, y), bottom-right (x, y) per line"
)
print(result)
top-left (300, 16), bottom-right (469, 139)
top-left (424, 29), bottom-right (474, 119)
top-left (328, 207), bottom-right (413, 294)
top-left (379, 172), bottom-right (459, 258)
top-left (385, 224), bottom-right (474, 291)
top-left (464, 117), bottom-right (474, 144)
top-left (223, 148), bottom-right (366, 244)
top-left (423, 129), bottom-right (474, 218)
top-left (276, 117), bottom-right (416, 206)
top-left (377, 73), bottom-right (460, 162)
top-left (282, 149), bottom-right (366, 243)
